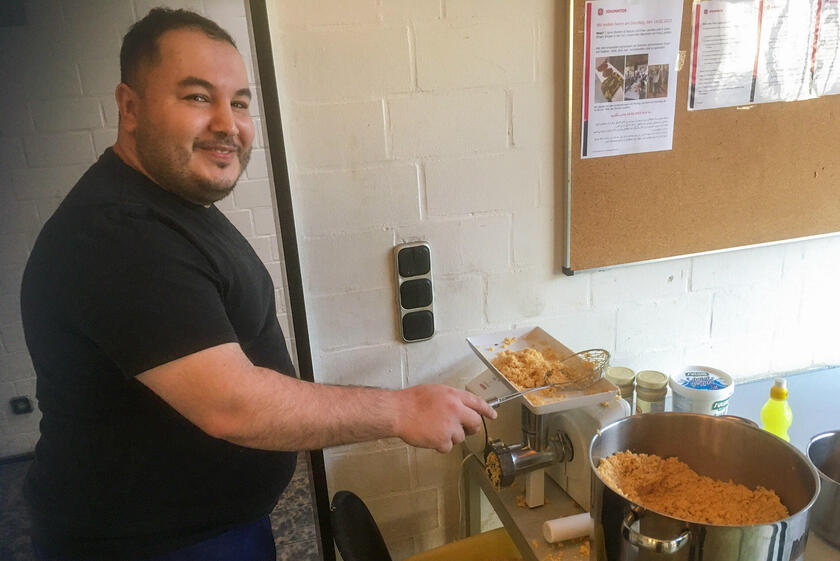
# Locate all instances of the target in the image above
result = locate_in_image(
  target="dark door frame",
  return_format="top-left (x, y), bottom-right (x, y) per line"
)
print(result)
top-left (246, 2), bottom-right (334, 559)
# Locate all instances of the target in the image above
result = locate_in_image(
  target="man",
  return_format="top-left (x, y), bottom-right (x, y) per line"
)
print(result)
top-left (20, 9), bottom-right (495, 561)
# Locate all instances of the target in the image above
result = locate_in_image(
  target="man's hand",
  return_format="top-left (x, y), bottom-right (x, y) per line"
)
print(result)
top-left (392, 385), bottom-right (497, 453)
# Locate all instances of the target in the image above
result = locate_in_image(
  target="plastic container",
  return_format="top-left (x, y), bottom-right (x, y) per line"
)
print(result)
top-left (635, 370), bottom-right (668, 414)
top-left (760, 378), bottom-right (793, 442)
top-left (669, 366), bottom-right (734, 416)
top-left (605, 366), bottom-right (635, 412)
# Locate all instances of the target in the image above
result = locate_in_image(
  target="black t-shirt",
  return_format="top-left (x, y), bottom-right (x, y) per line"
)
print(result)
top-left (20, 149), bottom-right (297, 560)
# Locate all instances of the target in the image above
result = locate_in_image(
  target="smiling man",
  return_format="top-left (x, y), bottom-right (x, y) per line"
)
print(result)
top-left (20, 9), bottom-right (495, 561)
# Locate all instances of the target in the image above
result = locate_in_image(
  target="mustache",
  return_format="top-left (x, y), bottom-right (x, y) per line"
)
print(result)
top-left (193, 137), bottom-right (241, 153)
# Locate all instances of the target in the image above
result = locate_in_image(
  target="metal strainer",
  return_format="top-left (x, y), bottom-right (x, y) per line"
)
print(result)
top-left (487, 348), bottom-right (610, 408)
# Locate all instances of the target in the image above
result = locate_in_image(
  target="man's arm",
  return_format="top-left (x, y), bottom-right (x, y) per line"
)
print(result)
top-left (136, 342), bottom-right (496, 453)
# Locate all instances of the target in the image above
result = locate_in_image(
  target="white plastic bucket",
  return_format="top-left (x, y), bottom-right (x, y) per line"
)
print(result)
top-left (669, 366), bottom-right (734, 415)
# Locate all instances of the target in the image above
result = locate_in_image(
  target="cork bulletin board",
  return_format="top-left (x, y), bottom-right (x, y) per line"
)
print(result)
top-left (563, 0), bottom-right (840, 274)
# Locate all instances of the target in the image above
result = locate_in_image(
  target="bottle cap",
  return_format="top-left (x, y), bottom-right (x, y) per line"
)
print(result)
top-left (770, 377), bottom-right (788, 400)
top-left (636, 370), bottom-right (668, 390)
top-left (606, 366), bottom-right (635, 386)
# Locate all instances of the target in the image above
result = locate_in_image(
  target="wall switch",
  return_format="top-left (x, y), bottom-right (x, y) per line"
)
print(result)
top-left (394, 242), bottom-right (434, 342)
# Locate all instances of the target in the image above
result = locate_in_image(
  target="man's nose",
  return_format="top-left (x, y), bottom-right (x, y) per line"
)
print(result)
top-left (210, 102), bottom-right (239, 136)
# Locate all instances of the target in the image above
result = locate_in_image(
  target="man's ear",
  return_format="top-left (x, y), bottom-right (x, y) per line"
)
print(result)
top-left (115, 83), bottom-right (140, 132)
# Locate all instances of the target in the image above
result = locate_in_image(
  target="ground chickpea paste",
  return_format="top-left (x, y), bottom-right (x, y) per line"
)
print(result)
top-left (597, 451), bottom-right (788, 525)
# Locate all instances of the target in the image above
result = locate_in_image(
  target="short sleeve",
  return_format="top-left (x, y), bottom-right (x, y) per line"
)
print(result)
top-left (63, 208), bottom-right (237, 377)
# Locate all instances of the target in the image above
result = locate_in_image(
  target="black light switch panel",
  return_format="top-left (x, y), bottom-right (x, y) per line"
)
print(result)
top-left (394, 242), bottom-right (434, 342)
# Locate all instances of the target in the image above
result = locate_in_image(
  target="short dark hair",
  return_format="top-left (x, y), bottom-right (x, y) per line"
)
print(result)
top-left (120, 8), bottom-right (237, 89)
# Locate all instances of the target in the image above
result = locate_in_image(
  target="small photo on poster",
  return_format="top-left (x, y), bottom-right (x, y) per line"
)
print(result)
top-left (594, 56), bottom-right (625, 103)
top-left (624, 54), bottom-right (649, 100)
top-left (647, 64), bottom-right (670, 99)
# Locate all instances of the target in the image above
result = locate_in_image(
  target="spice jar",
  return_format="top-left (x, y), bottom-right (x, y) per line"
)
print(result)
top-left (605, 366), bottom-right (635, 413)
top-left (635, 370), bottom-right (668, 414)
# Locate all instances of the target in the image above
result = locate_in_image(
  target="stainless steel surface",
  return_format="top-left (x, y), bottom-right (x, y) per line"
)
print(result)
top-left (621, 509), bottom-right (690, 554)
top-left (589, 412), bottom-right (820, 561)
top-left (807, 430), bottom-right (840, 549)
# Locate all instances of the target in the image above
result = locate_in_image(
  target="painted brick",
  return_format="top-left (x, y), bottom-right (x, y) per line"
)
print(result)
top-left (380, 0), bottom-right (441, 23)
top-left (0, 433), bottom-right (40, 457)
top-left (424, 151), bottom-right (537, 216)
top-left (234, 178), bottom-right (273, 208)
top-left (692, 245), bottom-right (784, 290)
top-left (432, 275), bottom-right (483, 332)
top-left (204, 0), bottom-right (246, 19)
top-left (247, 236), bottom-right (274, 263)
top-left (23, 132), bottom-right (95, 167)
top-left (0, 353), bottom-right (36, 384)
top-left (222, 209), bottom-right (254, 238)
top-left (269, 0), bottom-right (379, 26)
top-left (253, 206), bottom-right (279, 236)
top-left (511, 85), bottom-right (553, 148)
top-left (615, 293), bottom-right (712, 356)
top-left (539, 308), bottom-right (617, 355)
top-left (415, 20), bottom-right (534, 90)
top-left (397, 215), bottom-right (510, 275)
top-left (592, 260), bottom-right (689, 307)
top-left (0, 268), bottom-right (23, 298)
top-left (0, 295), bottom-right (19, 327)
top-left (486, 269), bottom-right (590, 324)
top-left (611, 348), bottom-right (683, 379)
top-left (264, 261), bottom-right (285, 288)
top-left (315, 344), bottom-right (402, 388)
top-left (301, 230), bottom-right (393, 295)
top-left (0, 138), bottom-right (26, 170)
top-left (54, 26), bottom-right (123, 72)
top-left (30, 98), bottom-right (103, 132)
top-left (446, 0), bottom-right (537, 20)
top-left (214, 195), bottom-right (236, 212)
top-left (12, 165), bottom-right (89, 201)
top-left (0, 201), bottom-right (40, 235)
top-left (62, 1), bottom-right (134, 32)
top-left (325, 447), bottom-right (411, 497)
top-left (276, 28), bottom-right (411, 101)
top-left (101, 96), bottom-right (119, 127)
top-left (309, 288), bottom-right (395, 350)
top-left (295, 165), bottom-right (419, 237)
top-left (251, 118), bottom-right (265, 149)
top-left (78, 58), bottom-right (120, 95)
top-left (22, 59), bottom-right (82, 100)
top-left (0, 323), bottom-right (27, 354)
top-left (404, 331), bottom-right (486, 387)
top-left (366, 488), bottom-right (439, 540)
top-left (414, 447), bottom-right (462, 488)
top-left (711, 286), bottom-right (779, 342)
top-left (92, 129), bottom-right (117, 156)
top-left (389, 91), bottom-right (507, 158)
top-left (284, 101), bottom-right (386, 168)
top-left (0, 98), bottom-right (34, 135)
top-left (682, 337), bottom-right (773, 379)
top-left (244, 150), bottom-right (268, 180)
top-left (512, 207), bottom-right (554, 268)
top-left (35, 198), bottom-right (63, 225)
top-left (0, 233), bottom-right (32, 268)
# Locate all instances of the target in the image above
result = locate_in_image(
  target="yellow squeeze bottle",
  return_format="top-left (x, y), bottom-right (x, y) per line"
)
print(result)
top-left (760, 378), bottom-right (793, 442)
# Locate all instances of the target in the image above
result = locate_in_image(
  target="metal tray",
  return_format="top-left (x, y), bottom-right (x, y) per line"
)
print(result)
top-left (466, 327), bottom-right (619, 414)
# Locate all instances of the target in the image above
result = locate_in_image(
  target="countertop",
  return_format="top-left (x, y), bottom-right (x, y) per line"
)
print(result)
top-left (465, 366), bottom-right (840, 561)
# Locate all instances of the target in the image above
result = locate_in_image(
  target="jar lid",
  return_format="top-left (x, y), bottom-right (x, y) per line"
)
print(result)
top-left (636, 370), bottom-right (668, 390)
top-left (606, 366), bottom-right (635, 386)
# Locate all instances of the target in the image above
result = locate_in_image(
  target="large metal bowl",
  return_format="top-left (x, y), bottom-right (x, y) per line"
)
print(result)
top-left (589, 412), bottom-right (821, 561)
top-left (807, 430), bottom-right (840, 548)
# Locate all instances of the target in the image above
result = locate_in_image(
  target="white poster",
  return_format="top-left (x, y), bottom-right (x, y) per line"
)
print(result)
top-left (753, 0), bottom-right (817, 103)
top-left (580, 0), bottom-right (684, 159)
top-left (812, 0), bottom-right (840, 95)
top-left (688, 0), bottom-right (760, 110)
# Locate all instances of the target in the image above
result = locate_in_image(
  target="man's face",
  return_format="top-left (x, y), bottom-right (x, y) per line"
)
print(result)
top-left (130, 29), bottom-right (254, 205)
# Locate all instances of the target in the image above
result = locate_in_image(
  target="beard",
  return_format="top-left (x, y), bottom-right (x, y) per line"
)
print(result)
top-left (134, 122), bottom-right (252, 206)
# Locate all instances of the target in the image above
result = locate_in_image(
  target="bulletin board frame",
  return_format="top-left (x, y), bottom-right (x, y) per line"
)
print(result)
top-left (562, 0), bottom-right (840, 274)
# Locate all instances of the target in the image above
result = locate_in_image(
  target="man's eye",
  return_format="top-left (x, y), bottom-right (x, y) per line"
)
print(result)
top-left (232, 101), bottom-right (249, 110)
top-left (186, 94), bottom-right (209, 102)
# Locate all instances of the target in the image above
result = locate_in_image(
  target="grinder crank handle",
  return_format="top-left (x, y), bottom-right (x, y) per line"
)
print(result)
top-left (486, 385), bottom-right (551, 408)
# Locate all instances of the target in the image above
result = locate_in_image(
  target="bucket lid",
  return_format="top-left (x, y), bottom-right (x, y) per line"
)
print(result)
top-left (606, 366), bottom-right (635, 386)
top-left (669, 366), bottom-right (733, 397)
top-left (636, 370), bottom-right (668, 390)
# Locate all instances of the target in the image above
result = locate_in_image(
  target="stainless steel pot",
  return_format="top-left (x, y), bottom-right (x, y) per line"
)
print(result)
top-left (589, 413), bottom-right (820, 561)
top-left (807, 430), bottom-right (840, 548)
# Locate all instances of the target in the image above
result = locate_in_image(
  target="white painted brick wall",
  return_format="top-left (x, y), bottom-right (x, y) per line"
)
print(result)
top-left (0, 0), bottom-right (292, 458)
top-left (267, 2), bottom-right (840, 554)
